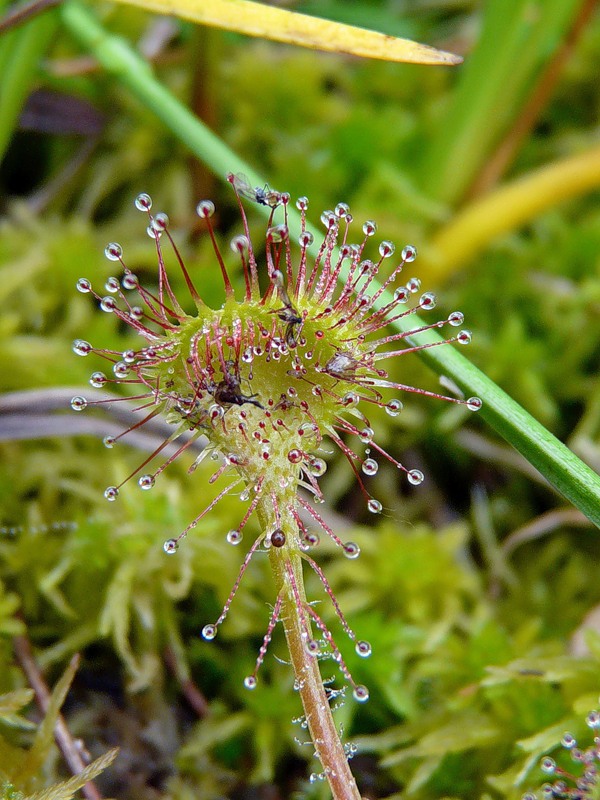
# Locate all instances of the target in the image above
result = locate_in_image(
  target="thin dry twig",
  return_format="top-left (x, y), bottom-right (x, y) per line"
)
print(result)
top-left (0, 0), bottom-right (59, 34)
top-left (163, 646), bottom-right (209, 718)
top-left (0, 388), bottom-right (207, 455)
top-left (12, 637), bottom-right (103, 800)
top-left (502, 507), bottom-right (593, 555)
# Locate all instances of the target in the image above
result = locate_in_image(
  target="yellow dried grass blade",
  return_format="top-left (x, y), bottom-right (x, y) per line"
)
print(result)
top-left (111, 0), bottom-right (462, 65)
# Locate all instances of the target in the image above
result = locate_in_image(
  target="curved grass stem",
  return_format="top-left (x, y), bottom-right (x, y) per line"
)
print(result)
top-left (424, 141), bottom-right (600, 281)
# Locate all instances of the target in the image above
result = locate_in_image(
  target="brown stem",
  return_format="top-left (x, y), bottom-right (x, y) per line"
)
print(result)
top-left (469, 0), bottom-right (599, 197)
top-left (12, 636), bottom-right (103, 800)
top-left (163, 645), bottom-right (209, 717)
top-left (269, 547), bottom-right (362, 800)
top-left (502, 507), bottom-right (592, 555)
top-left (0, 0), bottom-right (60, 33)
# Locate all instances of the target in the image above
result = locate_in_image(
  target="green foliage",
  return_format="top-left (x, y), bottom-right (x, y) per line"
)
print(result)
top-left (1, 0), bottom-right (600, 797)
top-left (0, 663), bottom-right (116, 800)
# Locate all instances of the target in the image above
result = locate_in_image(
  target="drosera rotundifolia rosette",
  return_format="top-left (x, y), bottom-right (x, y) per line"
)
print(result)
top-left (71, 173), bottom-right (481, 788)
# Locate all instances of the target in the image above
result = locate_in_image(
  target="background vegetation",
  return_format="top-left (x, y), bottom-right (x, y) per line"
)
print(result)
top-left (1, 0), bottom-right (600, 798)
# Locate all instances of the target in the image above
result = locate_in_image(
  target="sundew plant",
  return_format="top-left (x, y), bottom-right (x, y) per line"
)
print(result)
top-left (71, 176), bottom-right (481, 798)
top-left (3, 1), bottom-right (600, 799)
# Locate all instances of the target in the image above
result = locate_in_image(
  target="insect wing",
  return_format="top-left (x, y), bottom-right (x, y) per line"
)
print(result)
top-left (232, 173), bottom-right (261, 202)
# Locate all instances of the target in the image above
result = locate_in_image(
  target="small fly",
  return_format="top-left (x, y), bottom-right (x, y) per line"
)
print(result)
top-left (213, 360), bottom-right (263, 409)
top-left (271, 275), bottom-right (303, 346)
top-left (232, 173), bottom-right (282, 208)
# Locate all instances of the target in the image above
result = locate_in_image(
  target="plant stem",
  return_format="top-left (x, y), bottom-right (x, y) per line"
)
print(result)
top-left (254, 500), bottom-right (362, 799)
top-left (271, 548), bottom-right (362, 799)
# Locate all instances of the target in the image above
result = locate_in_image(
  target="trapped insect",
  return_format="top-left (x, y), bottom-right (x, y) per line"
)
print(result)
top-left (231, 172), bottom-right (283, 208)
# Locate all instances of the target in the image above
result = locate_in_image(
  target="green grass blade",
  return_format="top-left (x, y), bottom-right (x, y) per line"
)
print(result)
top-left (422, 0), bottom-right (582, 205)
top-left (59, 1), bottom-right (600, 527)
top-left (0, 7), bottom-right (58, 163)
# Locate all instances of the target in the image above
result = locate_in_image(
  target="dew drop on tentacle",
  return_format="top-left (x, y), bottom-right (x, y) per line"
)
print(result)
top-left (394, 286), bottom-right (409, 303)
top-left (448, 311), bottom-right (464, 327)
top-left (303, 532), bottom-right (320, 548)
top-left (467, 396), bottom-right (483, 411)
top-left (586, 710), bottom-right (600, 728)
top-left (134, 193), bottom-right (152, 211)
top-left (122, 273), bottom-right (138, 291)
top-left (196, 199), bottom-right (215, 218)
top-left (407, 469), bottom-right (424, 486)
top-left (243, 675), bottom-right (257, 690)
top-left (359, 427), bottom-right (374, 444)
top-left (103, 435), bottom-right (115, 448)
top-left (202, 623), bottom-right (217, 640)
top-left (100, 296), bottom-right (117, 313)
top-left (457, 329), bottom-right (472, 345)
top-left (367, 498), bottom-right (382, 514)
top-left (230, 234), bottom-right (249, 254)
top-left (298, 231), bottom-right (314, 247)
top-left (104, 486), bottom-right (119, 501)
top-left (362, 220), bottom-right (377, 237)
top-left (320, 211), bottom-right (336, 229)
top-left (76, 278), bottom-right (92, 293)
top-left (104, 242), bottom-right (122, 261)
top-left (73, 340), bottom-right (92, 356)
top-left (540, 757), bottom-right (556, 775)
top-left (70, 396), bottom-right (87, 411)
top-left (138, 474), bottom-right (155, 490)
top-left (164, 538), bottom-right (178, 554)
top-left (342, 392), bottom-right (359, 408)
top-left (90, 372), bottom-right (107, 388)
top-left (379, 240), bottom-right (395, 258)
top-left (561, 733), bottom-right (576, 749)
top-left (226, 529), bottom-right (243, 545)
top-left (267, 224), bottom-right (287, 243)
top-left (105, 276), bottom-right (120, 293)
top-left (113, 361), bottom-right (129, 378)
top-left (385, 399), bottom-right (403, 416)
top-left (355, 640), bottom-right (372, 658)
top-left (419, 292), bottom-right (436, 310)
top-left (305, 638), bottom-right (321, 656)
top-left (307, 457), bottom-right (327, 477)
top-left (401, 244), bottom-right (417, 262)
top-left (352, 684), bottom-right (369, 702)
top-left (362, 458), bottom-right (378, 476)
top-left (343, 541), bottom-right (360, 559)
top-left (152, 212), bottom-right (169, 232)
